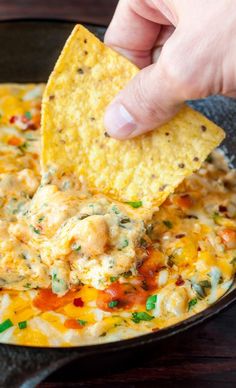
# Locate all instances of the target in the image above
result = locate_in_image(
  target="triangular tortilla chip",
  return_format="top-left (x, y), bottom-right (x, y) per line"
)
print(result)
top-left (41, 25), bottom-right (225, 206)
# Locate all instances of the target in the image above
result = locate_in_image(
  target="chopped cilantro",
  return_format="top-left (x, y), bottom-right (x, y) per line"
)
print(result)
top-left (18, 142), bottom-right (28, 153)
top-left (119, 239), bottom-right (129, 250)
top-left (167, 255), bottom-right (175, 267)
top-left (18, 321), bottom-right (27, 330)
top-left (146, 294), bottom-right (157, 311)
top-left (30, 225), bottom-right (41, 234)
top-left (198, 280), bottom-right (211, 289)
top-left (108, 300), bottom-right (118, 308)
top-left (131, 312), bottom-right (154, 323)
top-left (231, 257), bottom-right (236, 266)
top-left (119, 217), bottom-right (131, 228)
top-left (0, 319), bottom-right (13, 333)
top-left (111, 205), bottom-right (120, 215)
top-left (77, 319), bottom-right (87, 326)
top-left (122, 271), bottom-right (132, 278)
top-left (126, 201), bottom-right (142, 208)
top-left (24, 283), bottom-right (31, 289)
top-left (110, 276), bottom-right (119, 283)
top-left (52, 271), bottom-right (68, 294)
top-left (163, 220), bottom-right (173, 229)
top-left (192, 283), bottom-right (205, 298)
top-left (139, 238), bottom-right (148, 248)
top-left (188, 298), bottom-right (198, 311)
top-left (212, 211), bottom-right (221, 223)
top-left (38, 216), bottom-right (45, 223)
top-left (72, 243), bottom-right (81, 252)
top-left (24, 111), bottom-right (32, 119)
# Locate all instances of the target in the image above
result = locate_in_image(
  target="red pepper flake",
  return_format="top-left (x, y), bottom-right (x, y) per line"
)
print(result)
top-left (9, 115), bottom-right (16, 124)
top-left (219, 205), bottom-right (227, 213)
top-left (175, 276), bottom-right (185, 286)
top-left (73, 297), bottom-right (84, 307)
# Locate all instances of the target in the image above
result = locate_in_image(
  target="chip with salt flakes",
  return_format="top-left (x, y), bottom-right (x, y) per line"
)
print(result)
top-left (41, 25), bottom-right (225, 206)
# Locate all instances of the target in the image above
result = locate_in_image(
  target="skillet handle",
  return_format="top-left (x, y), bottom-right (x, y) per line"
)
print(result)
top-left (0, 345), bottom-right (79, 388)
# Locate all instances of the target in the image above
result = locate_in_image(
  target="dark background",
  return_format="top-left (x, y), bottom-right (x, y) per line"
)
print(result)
top-left (0, 1), bottom-right (236, 387)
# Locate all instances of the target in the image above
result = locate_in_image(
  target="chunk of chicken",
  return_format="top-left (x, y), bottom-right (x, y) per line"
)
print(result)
top-left (76, 215), bottom-right (109, 256)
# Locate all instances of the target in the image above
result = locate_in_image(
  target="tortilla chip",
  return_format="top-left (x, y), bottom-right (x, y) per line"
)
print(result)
top-left (41, 25), bottom-right (225, 206)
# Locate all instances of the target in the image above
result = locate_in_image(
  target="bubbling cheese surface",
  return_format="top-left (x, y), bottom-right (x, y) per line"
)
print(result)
top-left (0, 84), bottom-right (235, 347)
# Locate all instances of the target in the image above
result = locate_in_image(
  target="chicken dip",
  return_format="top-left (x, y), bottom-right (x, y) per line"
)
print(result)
top-left (0, 84), bottom-right (235, 347)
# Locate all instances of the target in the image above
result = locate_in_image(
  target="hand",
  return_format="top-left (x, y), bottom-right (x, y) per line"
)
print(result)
top-left (104, 0), bottom-right (236, 139)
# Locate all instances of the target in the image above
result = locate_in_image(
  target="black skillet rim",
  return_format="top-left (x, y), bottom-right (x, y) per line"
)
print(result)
top-left (0, 19), bottom-right (235, 354)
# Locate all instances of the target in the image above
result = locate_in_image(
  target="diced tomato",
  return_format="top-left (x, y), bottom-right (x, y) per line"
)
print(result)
top-left (173, 194), bottom-right (193, 209)
top-left (73, 297), bottom-right (84, 307)
top-left (64, 319), bottom-right (84, 330)
top-left (96, 281), bottom-right (147, 311)
top-left (33, 289), bottom-right (79, 311)
top-left (218, 228), bottom-right (236, 249)
top-left (175, 276), bottom-right (185, 286)
top-left (8, 136), bottom-right (23, 146)
top-left (9, 115), bottom-right (17, 124)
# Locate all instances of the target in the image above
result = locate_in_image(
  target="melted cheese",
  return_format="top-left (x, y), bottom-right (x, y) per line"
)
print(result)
top-left (0, 84), bottom-right (235, 347)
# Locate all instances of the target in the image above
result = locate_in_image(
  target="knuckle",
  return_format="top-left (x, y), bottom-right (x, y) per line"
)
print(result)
top-left (161, 43), bottom-right (200, 99)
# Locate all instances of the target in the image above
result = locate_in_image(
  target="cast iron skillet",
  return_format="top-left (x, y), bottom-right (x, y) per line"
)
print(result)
top-left (0, 20), bottom-right (236, 388)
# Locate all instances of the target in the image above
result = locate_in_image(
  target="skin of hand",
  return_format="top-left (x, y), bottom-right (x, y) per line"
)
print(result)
top-left (104, 0), bottom-right (236, 139)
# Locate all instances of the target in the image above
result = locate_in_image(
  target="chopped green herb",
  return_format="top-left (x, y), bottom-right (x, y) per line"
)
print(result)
top-left (131, 312), bottom-right (154, 323)
top-left (198, 280), bottom-right (211, 289)
top-left (119, 239), bottom-right (129, 250)
top-left (108, 300), bottom-right (118, 308)
top-left (78, 214), bottom-right (89, 220)
top-left (167, 255), bottom-right (175, 267)
top-left (146, 294), bottom-right (157, 311)
top-left (110, 276), bottom-right (119, 283)
top-left (231, 257), bottom-right (236, 266)
top-left (119, 217), bottom-right (131, 228)
top-left (191, 282), bottom-right (207, 299)
top-left (24, 111), bottom-right (32, 119)
top-left (38, 216), bottom-right (45, 223)
top-left (111, 205), bottom-right (120, 215)
top-left (18, 142), bottom-right (28, 153)
top-left (0, 319), bottom-right (13, 333)
top-left (24, 283), bottom-right (31, 289)
top-left (212, 211), bottom-right (221, 223)
top-left (72, 243), bottom-right (81, 252)
top-left (122, 271), bottom-right (132, 278)
top-left (77, 319), bottom-right (87, 326)
top-left (139, 238), bottom-right (148, 248)
top-left (188, 298), bottom-right (198, 311)
top-left (18, 321), bottom-right (27, 330)
top-left (21, 253), bottom-right (27, 260)
top-left (30, 225), bottom-right (41, 234)
top-left (52, 271), bottom-right (68, 294)
top-left (163, 220), bottom-right (173, 229)
top-left (126, 201), bottom-right (142, 208)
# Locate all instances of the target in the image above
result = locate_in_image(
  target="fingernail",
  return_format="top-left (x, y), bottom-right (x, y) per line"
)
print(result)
top-left (104, 103), bottom-right (136, 139)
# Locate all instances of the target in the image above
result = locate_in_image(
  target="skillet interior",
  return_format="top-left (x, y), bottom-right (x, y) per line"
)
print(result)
top-left (0, 20), bottom-right (236, 388)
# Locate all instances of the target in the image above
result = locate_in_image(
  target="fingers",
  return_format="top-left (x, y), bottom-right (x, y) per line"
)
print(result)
top-left (104, 0), bottom-right (162, 68)
top-left (104, 40), bottom-right (185, 139)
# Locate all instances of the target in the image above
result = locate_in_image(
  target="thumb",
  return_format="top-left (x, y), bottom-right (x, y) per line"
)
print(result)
top-left (104, 54), bottom-right (184, 139)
